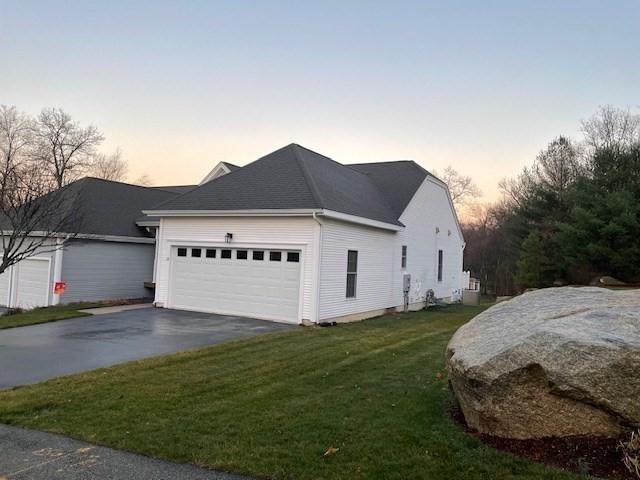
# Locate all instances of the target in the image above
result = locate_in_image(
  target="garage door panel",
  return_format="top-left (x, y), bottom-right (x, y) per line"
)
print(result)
top-left (15, 259), bottom-right (49, 309)
top-left (0, 269), bottom-right (10, 306)
top-left (169, 247), bottom-right (301, 323)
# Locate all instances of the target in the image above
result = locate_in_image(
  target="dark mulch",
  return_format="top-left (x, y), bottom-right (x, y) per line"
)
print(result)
top-left (449, 403), bottom-right (635, 480)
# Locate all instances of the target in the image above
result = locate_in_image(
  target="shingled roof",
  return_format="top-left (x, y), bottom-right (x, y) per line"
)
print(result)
top-left (150, 144), bottom-right (431, 226)
top-left (42, 178), bottom-right (181, 238)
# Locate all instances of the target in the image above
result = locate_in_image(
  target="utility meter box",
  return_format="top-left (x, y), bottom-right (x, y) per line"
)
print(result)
top-left (403, 274), bottom-right (411, 293)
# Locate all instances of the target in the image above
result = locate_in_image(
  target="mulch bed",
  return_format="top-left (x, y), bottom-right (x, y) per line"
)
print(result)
top-left (449, 403), bottom-right (635, 479)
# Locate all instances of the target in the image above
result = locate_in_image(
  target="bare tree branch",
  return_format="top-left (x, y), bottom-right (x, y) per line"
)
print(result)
top-left (436, 166), bottom-right (482, 206)
top-left (91, 148), bottom-right (128, 182)
top-left (32, 107), bottom-right (104, 187)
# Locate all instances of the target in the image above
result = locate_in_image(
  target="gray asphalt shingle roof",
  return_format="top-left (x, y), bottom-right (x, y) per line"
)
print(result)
top-left (46, 178), bottom-right (180, 238)
top-left (151, 144), bottom-right (430, 226)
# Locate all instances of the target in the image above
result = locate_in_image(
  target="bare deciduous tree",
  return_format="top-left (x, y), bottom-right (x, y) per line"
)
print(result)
top-left (581, 105), bottom-right (640, 154)
top-left (133, 173), bottom-right (153, 186)
top-left (0, 105), bottom-right (82, 275)
top-left (437, 166), bottom-right (482, 206)
top-left (91, 148), bottom-right (128, 182)
top-left (33, 107), bottom-right (104, 187)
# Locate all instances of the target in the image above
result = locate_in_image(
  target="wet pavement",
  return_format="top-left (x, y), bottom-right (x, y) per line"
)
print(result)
top-left (0, 308), bottom-right (295, 389)
top-left (0, 424), bottom-right (250, 480)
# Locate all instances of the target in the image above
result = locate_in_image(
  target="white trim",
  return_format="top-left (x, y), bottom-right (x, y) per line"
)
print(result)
top-left (51, 238), bottom-right (64, 305)
top-left (6, 231), bottom-right (155, 245)
top-left (136, 220), bottom-right (160, 227)
top-left (321, 210), bottom-right (403, 232)
top-left (144, 208), bottom-right (322, 217)
top-left (142, 208), bottom-right (404, 232)
top-left (199, 162), bottom-right (235, 185)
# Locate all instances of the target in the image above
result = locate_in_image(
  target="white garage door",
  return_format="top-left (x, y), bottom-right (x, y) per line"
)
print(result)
top-left (169, 246), bottom-right (301, 323)
top-left (14, 258), bottom-right (50, 309)
top-left (0, 267), bottom-right (11, 306)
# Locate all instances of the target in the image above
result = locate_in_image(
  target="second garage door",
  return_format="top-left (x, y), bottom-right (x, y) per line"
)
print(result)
top-left (169, 246), bottom-right (301, 323)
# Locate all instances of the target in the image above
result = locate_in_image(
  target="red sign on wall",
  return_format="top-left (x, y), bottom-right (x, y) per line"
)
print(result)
top-left (53, 282), bottom-right (66, 295)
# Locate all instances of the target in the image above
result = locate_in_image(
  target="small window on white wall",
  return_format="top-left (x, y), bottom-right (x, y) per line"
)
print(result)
top-left (346, 250), bottom-right (358, 298)
top-left (401, 245), bottom-right (407, 269)
top-left (437, 249), bottom-right (444, 282)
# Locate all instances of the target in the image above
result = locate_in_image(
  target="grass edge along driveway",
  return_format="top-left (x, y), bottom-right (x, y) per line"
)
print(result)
top-left (0, 305), bottom-right (580, 480)
top-left (0, 302), bottom-right (104, 329)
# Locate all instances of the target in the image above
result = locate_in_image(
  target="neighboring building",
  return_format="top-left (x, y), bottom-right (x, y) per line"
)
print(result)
top-left (145, 143), bottom-right (465, 325)
top-left (0, 178), bottom-right (189, 309)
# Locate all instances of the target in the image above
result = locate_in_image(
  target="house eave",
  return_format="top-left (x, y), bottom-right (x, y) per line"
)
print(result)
top-left (142, 208), bottom-right (404, 232)
top-left (7, 231), bottom-right (156, 244)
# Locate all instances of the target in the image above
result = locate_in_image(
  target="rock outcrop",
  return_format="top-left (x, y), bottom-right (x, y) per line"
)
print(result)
top-left (446, 287), bottom-right (640, 439)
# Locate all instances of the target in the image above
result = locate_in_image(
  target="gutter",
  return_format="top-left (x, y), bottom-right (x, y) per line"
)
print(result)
top-left (142, 209), bottom-right (404, 232)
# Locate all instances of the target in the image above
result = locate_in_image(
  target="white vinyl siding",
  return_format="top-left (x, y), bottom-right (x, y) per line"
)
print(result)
top-left (394, 176), bottom-right (464, 303)
top-left (319, 218), bottom-right (396, 320)
top-left (155, 216), bottom-right (318, 322)
top-left (318, 176), bottom-right (463, 321)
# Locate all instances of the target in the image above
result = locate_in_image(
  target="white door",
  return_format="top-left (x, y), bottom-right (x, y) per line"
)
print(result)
top-left (14, 258), bottom-right (50, 309)
top-left (169, 246), bottom-right (301, 323)
top-left (0, 267), bottom-right (11, 306)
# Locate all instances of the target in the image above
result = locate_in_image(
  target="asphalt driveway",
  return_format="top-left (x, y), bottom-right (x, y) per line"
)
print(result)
top-left (0, 308), bottom-right (295, 389)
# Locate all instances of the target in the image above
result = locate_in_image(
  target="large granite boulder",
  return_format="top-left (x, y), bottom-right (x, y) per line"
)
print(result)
top-left (446, 287), bottom-right (640, 439)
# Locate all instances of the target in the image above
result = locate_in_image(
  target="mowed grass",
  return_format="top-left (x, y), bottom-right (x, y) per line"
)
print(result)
top-left (0, 305), bottom-right (579, 480)
top-left (0, 302), bottom-right (104, 329)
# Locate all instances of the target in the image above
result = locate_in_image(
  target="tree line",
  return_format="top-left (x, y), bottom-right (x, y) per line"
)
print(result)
top-left (463, 106), bottom-right (640, 295)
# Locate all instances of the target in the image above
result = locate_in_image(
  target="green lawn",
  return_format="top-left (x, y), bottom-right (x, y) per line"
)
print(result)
top-left (0, 302), bottom-right (105, 329)
top-left (0, 305), bottom-right (580, 480)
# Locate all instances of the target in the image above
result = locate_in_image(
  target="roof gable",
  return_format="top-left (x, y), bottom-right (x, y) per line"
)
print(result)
top-left (199, 161), bottom-right (240, 185)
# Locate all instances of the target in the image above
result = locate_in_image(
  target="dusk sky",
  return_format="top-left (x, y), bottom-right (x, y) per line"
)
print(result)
top-left (1, 1), bottom-right (638, 201)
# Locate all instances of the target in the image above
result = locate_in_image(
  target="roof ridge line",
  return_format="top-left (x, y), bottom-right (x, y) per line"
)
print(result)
top-left (291, 144), bottom-right (325, 209)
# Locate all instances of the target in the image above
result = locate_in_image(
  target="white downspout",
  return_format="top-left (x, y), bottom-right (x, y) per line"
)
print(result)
top-left (312, 212), bottom-right (323, 324)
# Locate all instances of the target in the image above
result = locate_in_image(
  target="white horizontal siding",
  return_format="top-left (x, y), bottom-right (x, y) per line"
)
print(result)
top-left (318, 176), bottom-right (464, 321)
top-left (155, 216), bottom-right (318, 322)
top-left (395, 177), bottom-right (464, 303)
top-left (318, 219), bottom-right (396, 320)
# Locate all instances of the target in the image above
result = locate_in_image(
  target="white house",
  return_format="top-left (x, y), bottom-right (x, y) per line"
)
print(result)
top-left (145, 143), bottom-right (465, 325)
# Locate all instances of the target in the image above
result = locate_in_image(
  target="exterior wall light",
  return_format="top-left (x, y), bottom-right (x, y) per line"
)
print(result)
top-left (225, 233), bottom-right (233, 243)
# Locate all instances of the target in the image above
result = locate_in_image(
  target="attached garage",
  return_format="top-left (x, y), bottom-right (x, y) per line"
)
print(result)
top-left (168, 246), bottom-right (302, 323)
top-left (0, 257), bottom-right (52, 309)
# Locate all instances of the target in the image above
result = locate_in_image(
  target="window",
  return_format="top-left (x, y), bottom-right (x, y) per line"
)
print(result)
top-left (401, 245), bottom-right (407, 269)
top-left (221, 249), bottom-right (232, 259)
top-left (437, 249), bottom-right (443, 282)
top-left (287, 252), bottom-right (300, 263)
top-left (236, 250), bottom-right (248, 260)
top-left (177, 247), bottom-right (187, 257)
top-left (206, 249), bottom-right (216, 258)
top-left (346, 250), bottom-right (358, 298)
top-left (253, 250), bottom-right (264, 261)
top-left (269, 251), bottom-right (282, 261)
top-left (191, 248), bottom-right (202, 258)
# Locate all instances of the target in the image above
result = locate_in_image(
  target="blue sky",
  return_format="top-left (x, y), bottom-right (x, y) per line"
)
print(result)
top-left (1, 1), bottom-right (638, 199)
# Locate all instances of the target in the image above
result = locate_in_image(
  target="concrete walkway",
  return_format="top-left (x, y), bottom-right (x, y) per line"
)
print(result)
top-left (77, 303), bottom-right (153, 315)
top-left (0, 424), bottom-right (250, 480)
